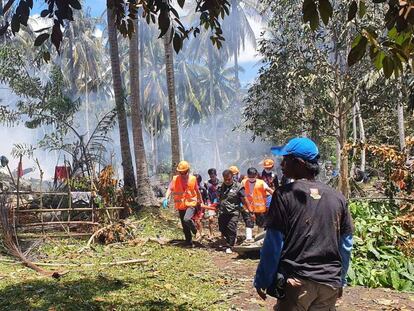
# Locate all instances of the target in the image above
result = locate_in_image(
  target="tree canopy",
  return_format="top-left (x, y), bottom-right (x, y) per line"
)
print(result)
top-left (2, 0), bottom-right (414, 76)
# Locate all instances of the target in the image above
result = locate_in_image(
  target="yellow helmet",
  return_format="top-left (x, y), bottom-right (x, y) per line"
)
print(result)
top-left (229, 165), bottom-right (240, 175)
top-left (177, 160), bottom-right (190, 172)
top-left (263, 158), bottom-right (275, 169)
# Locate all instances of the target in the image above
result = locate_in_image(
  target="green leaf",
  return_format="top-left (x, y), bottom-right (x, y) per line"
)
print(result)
top-left (388, 27), bottom-right (398, 40)
top-left (318, 0), bottom-right (333, 25)
top-left (382, 56), bottom-right (394, 78)
top-left (401, 272), bottom-right (414, 282)
top-left (158, 11), bottom-right (170, 39)
top-left (34, 33), bottom-right (49, 47)
top-left (303, 0), bottom-right (319, 30)
top-left (11, 14), bottom-right (20, 34)
top-left (348, 36), bottom-right (367, 66)
top-left (373, 51), bottom-right (385, 69)
top-left (68, 0), bottom-right (82, 10)
top-left (177, 0), bottom-right (185, 8)
top-left (42, 51), bottom-right (51, 62)
top-left (367, 241), bottom-right (381, 259)
top-left (359, 0), bottom-right (366, 18)
top-left (348, 0), bottom-right (358, 22)
top-left (390, 271), bottom-right (400, 290)
top-left (173, 33), bottom-right (183, 53)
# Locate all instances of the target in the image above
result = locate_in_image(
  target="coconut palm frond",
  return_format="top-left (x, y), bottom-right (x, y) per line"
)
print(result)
top-left (0, 195), bottom-right (62, 278)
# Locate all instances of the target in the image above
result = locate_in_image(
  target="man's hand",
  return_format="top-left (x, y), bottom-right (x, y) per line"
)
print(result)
top-left (286, 278), bottom-right (302, 287)
top-left (162, 198), bottom-right (169, 209)
top-left (250, 212), bottom-right (256, 222)
top-left (256, 288), bottom-right (267, 300)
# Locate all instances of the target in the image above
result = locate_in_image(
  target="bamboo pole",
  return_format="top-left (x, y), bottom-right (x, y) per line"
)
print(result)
top-left (16, 207), bottom-right (124, 213)
top-left (64, 157), bottom-right (71, 233)
top-left (18, 221), bottom-right (100, 227)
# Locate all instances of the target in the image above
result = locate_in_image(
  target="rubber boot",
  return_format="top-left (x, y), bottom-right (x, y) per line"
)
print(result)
top-left (245, 227), bottom-right (254, 243)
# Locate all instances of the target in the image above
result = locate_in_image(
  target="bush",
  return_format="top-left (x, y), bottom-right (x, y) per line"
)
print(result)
top-left (348, 201), bottom-right (414, 291)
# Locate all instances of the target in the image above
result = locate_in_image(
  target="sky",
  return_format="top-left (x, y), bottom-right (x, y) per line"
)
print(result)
top-left (83, 1), bottom-right (264, 86)
top-left (29, 1), bottom-right (264, 85)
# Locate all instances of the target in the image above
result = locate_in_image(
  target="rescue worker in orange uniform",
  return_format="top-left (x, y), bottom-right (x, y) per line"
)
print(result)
top-left (163, 161), bottom-right (203, 247)
top-left (260, 158), bottom-right (279, 190)
top-left (243, 167), bottom-right (274, 236)
top-left (229, 165), bottom-right (242, 182)
top-left (260, 158), bottom-right (279, 211)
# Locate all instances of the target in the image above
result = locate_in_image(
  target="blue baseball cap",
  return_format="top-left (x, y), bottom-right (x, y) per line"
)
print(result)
top-left (271, 137), bottom-right (319, 162)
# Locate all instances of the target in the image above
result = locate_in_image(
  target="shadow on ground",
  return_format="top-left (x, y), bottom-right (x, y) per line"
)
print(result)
top-left (0, 275), bottom-right (191, 311)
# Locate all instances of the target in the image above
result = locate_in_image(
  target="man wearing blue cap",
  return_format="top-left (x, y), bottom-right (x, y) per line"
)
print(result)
top-left (254, 137), bottom-right (354, 311)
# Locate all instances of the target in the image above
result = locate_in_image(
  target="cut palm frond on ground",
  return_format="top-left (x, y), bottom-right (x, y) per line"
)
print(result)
top-left (0, 195), bottom-right (64, 278)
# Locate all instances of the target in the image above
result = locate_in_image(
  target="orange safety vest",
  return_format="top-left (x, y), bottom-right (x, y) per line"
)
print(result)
top-left (171, 175), bottom-right (198, 210)
top-left (242, 179), bottom-right (267, 214)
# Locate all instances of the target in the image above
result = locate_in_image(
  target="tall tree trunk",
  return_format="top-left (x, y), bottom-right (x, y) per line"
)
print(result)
top-left (0, 0), bottom-right (6, 45)
top-left (154, 117), bottom-right (159, 173)
top-left (129, 17), bottom-right (155, 206)
top-left (106, 1), bottom-right (136, 195)
top-left (397, 101), bottom-right (406, 151)
top-left (356, 102), bottom-right (366, 171)
top-left (151, 126), bottom-right (156, 174)
top-left (231, 0), bottom-right (239, 86)
top-left (207, 44), bottom-right (221, 168)
top-left (337, 107), bottom-right (350, 198)
top-left (163, 29), bottom-right (181, 171)
top-left (350, 104), bottom-right (357, 177)
top-left (130, 18), bottom-right (154, 198)
top-left (139, 17), bottom-right (145, 114)
top-left (67, 24), bottom-right (76, 96)
top-left (335, 117), bottom-right (341, 172)
top-left (85, 75), bottom-right (90, 141)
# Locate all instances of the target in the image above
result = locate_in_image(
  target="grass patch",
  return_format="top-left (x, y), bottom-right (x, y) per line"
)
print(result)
top-left (0, 207), bottom-right (232, 310)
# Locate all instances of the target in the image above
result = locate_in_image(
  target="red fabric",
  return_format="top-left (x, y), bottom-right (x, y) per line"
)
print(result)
top-left (192, 205), bottom-right (204, 221)
top-left (54, 166), bottom-right (70, 182)
top-left (17, 161), bottom-right (23, 178)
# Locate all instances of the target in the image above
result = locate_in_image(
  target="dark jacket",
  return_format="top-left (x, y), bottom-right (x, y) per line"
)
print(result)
top-left (217, 182), bottom-right (245, 215)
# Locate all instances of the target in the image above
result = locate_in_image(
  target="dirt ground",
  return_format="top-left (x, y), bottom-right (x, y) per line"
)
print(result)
top-left (207, 250), bottom-right (414, 311)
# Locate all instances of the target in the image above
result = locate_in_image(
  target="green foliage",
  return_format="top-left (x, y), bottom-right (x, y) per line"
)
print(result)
top-left (2, 0), bottom-right (231, 53)
top-left (348, 201), bottom-right (414, 291)
top-left (0, 210), bottom-right (234, 310)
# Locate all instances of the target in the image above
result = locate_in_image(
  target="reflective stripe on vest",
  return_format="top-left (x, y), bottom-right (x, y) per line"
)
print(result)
top-left (242, 179), bottom-right (267, 213)
top-left (172, 175), bottom-right (198, 210)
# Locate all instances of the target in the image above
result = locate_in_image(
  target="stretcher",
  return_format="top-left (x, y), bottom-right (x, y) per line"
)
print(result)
top-left (233, 231), bottom-right (266, 255)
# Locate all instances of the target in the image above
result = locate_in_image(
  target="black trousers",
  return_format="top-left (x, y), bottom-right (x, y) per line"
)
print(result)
top-left (178, 208), bottom-right (197, 243)
top-left (255, 212), bottom-right (266, 228)
top-left (218, 213), bottom-right (239, 247)
top-left (240, 208), bottom-right (254, 228)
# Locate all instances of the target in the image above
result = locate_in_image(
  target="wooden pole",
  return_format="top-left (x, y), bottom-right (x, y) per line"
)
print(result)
top-left (64, 157), bottom-right (71, 233)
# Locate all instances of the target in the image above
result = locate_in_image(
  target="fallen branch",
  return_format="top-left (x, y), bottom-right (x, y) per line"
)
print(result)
top-left (0, 258), bottom-right (147, 267)
top-left (86, 226), bottom-right (107, 247)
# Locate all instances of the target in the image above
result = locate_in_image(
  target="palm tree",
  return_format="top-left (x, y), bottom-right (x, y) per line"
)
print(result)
top-left (222, 0), bottom-right (261, 85)
top-left (129, 16), bottom-right (156, 206)
top-left (106, 0), bottom-right (136, 194)
top-left (163, 30), bottom-right (181, 171)
top-left (63, 9), bottom-right (113, 139)
top-left (141, 33), bottom-right (169, 173)
top-left (185, 27), bottom-right (236, 167)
